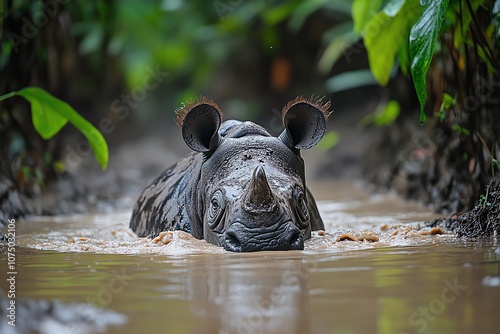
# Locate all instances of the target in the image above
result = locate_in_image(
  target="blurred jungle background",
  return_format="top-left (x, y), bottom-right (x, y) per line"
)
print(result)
top-left (1, 0), bottom-right (499, 223)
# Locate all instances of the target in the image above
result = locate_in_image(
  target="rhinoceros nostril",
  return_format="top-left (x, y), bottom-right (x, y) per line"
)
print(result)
top-left (224, 231), bottom-right (242, 252)
top-left (287, 229), bottom-right (304, 250)
top-left (289, 231), bottom-right (300, 245)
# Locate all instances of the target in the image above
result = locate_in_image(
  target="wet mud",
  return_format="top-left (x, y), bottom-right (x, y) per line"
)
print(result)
top-left (12, 181), bottom-right (452, 255)
top-left (2, 181), bottom-right (500, 334)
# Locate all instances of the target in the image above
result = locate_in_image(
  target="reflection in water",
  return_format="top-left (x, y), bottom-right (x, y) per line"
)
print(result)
top-left (1, 181), bottom-right (500, 333)
top-left (0, 244), bottom-right (499, 333)
top-left (182, 254), bottom-right (312, 334)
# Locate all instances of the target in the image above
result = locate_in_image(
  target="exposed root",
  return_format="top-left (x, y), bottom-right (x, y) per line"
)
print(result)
top-left (456, 186), bottom-right (500, 238)
top-left (426, 176), bottom-right (500, 238)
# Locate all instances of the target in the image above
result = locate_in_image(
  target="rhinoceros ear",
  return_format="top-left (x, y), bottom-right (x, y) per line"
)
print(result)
top-left (279, 96), bottom-right (332, 150)
top-left (176, 97), bottom-right (223, 153)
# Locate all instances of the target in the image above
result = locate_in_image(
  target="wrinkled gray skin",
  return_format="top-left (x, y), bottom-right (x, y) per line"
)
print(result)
top-left (130, 99), bottom-right (327, 252)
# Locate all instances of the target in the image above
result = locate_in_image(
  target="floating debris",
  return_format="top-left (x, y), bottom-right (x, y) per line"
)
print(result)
top-left (419, 227), bottom-right (445, 235)
top-left (336, 233), bottom-right (358, 242)
top-left (355, 231), bottom-right (380, 242)
top-left (152, 231), bottom-right (174, 245)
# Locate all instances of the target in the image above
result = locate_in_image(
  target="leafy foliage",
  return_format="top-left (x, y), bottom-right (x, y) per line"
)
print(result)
top-left (348, 0), bottom-right (500, 210)
top-left (352, 0), bottom-right (451, 120)
top-left (0, 88), bottom-right (108, 169)
top-left (436, 93), bottom-right (456, 121)
top-left (409, 0), bottom-right (449, 122)
top-left (352, 0), bottom-right (384, 33)
top-left (349, 0), bottom-right (499, 124)
top-left (1, 0), bottom-right (498, 211)
top-left (355, 0), bottom-right (422, 86)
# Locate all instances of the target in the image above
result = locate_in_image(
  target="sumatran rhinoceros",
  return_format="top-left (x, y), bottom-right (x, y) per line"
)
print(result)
top-left (130, 97), bottom-right (331, 252)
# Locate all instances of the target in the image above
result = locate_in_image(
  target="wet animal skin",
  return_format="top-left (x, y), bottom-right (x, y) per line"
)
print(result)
top-left (130, 97), bottom-right (331, 252)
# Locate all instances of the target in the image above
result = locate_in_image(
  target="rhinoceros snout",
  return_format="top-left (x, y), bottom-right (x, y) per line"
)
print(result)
top-left (223, 221), bottom-right (304, 252)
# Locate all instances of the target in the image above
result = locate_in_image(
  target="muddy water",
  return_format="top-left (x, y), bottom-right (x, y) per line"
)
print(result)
top-left (2, 181), bottom-right (500, 333)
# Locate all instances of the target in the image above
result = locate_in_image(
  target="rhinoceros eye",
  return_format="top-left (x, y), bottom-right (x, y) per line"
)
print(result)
top-left (208, 189), bottom-right (225, 230)
top-left (293, 186), bottom-right (309, 225)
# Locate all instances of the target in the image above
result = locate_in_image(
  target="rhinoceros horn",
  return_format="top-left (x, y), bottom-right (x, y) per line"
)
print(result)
top-left (244, 166), bottom-right (276, 213)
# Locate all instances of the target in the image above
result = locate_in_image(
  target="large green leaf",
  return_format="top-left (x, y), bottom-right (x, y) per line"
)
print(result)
top-left (23, 90), bottom-right (70, 139)
top-left (0, 87), bottom-right (108, 169)
top-left (396, 36), bottom-right (410, 75)
top-left (363, 0), bottom-right (422, 86)
top-left (382, 0), bottom-right (406, 16)
top-left (409, 0), bottom-right (449, 123)
top-left (352, 0), bottom-right (384, 33)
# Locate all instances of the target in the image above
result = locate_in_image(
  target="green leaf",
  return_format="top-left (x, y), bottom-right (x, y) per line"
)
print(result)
top-left (441, 93), bottom-right (456, 110)
top-left (409, 0), bottom-right (450, 123)
top-left (363, 0), bottom-right (422, 86)
top-left (476, 43), bottom-right (496, 75)
top-left (23, 90), bottom-right (70, 139)
top-left (383, 0), bottom-right (406, 16)
top-left (396, 37), bottom-right (410, 75)
top-left (360, 100), bottom-right (401, 126)
top-left (2, 87), bottom-right (108, 169)
top-left (436, 92), bottom-right (456, 121)
top-left (453, 124), bottom-right (470, 136)
top-left (352, 0), bottom-right (384, 33)
top-left (374, 100), bottom-right (400, 125)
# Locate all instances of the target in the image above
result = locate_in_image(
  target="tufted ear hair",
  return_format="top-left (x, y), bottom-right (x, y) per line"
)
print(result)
top-left (278, 96), bottom-right (331, 150)
top-left (176, 97), bottom-right (223, 153)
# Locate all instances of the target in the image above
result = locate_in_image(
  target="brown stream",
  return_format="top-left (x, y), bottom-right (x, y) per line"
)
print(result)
top-left (1, 180), bottom-right (500, 333)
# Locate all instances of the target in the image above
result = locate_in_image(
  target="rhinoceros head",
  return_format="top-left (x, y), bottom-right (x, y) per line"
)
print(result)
top-left (176, 97), bottom-right (330, 251)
